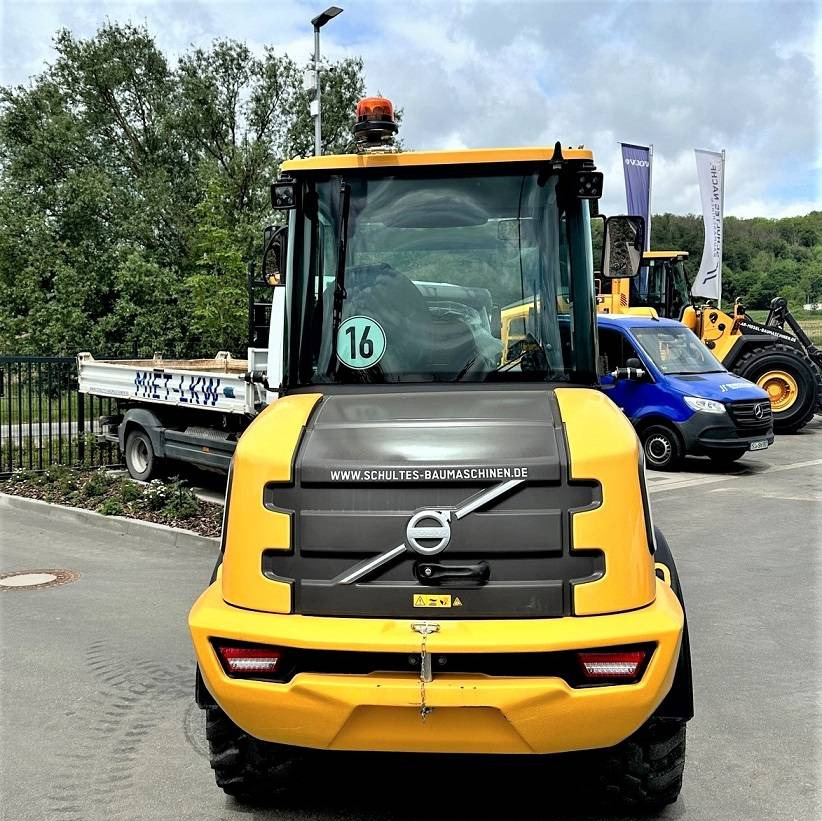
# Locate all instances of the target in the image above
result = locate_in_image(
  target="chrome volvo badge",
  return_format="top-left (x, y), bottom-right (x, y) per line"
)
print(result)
top-left (334, 478), bottom-right (524, 585)
top-left (406, 510), bottom-right (451, 555)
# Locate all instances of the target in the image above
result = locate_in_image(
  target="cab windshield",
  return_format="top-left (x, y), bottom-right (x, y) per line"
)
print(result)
top-left (632, 326), bottom-right (724, 375)
top-left (293, 167), bottom-right (595, 384)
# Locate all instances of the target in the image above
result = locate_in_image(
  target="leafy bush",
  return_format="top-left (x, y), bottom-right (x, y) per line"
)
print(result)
top-left (40, 465), bottom-right (71, 485)
top-left (119, 481), bottom-right (143, 504)
top-left (96, 498), bottom-right (125, 516)
top-left (141, 479), bottom-right (170, 511)
top-left (161, 479), bottom-right (200, 520)
top-left (7, 468), bottom-right (37, 485)
top-left (81, 468), bottom-right (113, 498)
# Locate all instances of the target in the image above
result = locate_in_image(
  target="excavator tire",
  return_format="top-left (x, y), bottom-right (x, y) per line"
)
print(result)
top-left (205, 704), bottom-right (301, 804)
top-left (588, 718), bottom-right (687, 812)
top-left (732, 343), bottom-right (819, 434)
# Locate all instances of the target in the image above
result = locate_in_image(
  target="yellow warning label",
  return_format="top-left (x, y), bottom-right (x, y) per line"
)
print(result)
top-left (453, 597), bottom-right (462, 607)
top-left (413, 594), bottom-right (452, 608)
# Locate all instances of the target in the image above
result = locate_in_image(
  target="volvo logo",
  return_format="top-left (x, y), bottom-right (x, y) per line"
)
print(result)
top-left (754, 403), bottom-right (765, 419)
top-left (406, 509), bottom-right (452, 555)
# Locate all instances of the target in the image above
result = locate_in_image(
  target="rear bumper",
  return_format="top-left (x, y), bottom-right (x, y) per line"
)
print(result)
top-left (189, 579), bottom-right (684, 755)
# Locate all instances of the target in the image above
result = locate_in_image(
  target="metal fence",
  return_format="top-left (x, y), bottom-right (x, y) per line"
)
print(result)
top-left (0, 356), bottom-right (121, 478)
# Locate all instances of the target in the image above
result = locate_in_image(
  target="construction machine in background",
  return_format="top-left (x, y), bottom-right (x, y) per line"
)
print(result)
top-left (597, 250), bottom-right (822, 433)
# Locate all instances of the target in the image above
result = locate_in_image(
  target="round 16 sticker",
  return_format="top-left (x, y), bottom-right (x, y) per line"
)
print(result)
top-left (336, 316), bottom-right (386, 370)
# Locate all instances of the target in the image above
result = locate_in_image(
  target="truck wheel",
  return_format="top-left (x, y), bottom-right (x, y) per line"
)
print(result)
top-left (641, 425), bottom-right (682, 470)
top-left (733, 344), bottom-right (818, 434)
top-left (708, 447), bottom-right (748, 466)
top-left (124, 429), bottom-right (162, 481)
top-left (205, 704), bottom-right (299, 804)
top-left (595, 719), bottom-right (686, 812)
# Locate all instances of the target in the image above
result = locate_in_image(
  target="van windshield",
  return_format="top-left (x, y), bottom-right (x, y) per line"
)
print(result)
top-left (632, 326), bottom-right (724, 375)
top-left (294, 168), bottom-right (594, 384)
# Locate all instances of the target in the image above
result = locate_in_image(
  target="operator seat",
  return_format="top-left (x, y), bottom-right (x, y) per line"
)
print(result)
top-left (317, 263), bottom-right (434, 377)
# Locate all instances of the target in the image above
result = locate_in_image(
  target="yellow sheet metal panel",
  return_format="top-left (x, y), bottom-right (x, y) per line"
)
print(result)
top-left (643, 250), bottom-right (688, 259)
top-left (189, 579), bottom-right (682, 753)
top-left (555, 387), bottom-right (656, 615)
top-left (698, 306), bottom-right (739, 364)
top-left (220, 393), bottom-right (322, 613)
top-left (281, 146), bottom-right (593, 172)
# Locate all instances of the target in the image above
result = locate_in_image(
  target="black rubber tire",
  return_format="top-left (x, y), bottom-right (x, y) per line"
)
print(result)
top-left (205, 704), bottom-right (300, 804)
top-left (732, 343), bottom-right (819, 434)
top-left (594, 719), bottom-right (687, 812)
top-left (707, 447), bottom-right (748, 466)
top-left (640, 424), bottom-right (683, 470)
top-left (124, 429), bottom-right (162, 482)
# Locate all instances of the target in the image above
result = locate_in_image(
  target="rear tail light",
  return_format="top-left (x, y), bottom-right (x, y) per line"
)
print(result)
top-left (215, 644), bottom-right (283, 678)
top-left (577, 649), bottom-right (647, 683)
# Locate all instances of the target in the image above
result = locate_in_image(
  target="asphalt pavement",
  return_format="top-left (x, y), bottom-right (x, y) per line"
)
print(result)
top-left (1, 420), bottom-right (820, 821)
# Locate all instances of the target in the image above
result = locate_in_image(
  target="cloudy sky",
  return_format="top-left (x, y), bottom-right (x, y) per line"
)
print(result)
top-left (1, 0), bottom-right (819, 217)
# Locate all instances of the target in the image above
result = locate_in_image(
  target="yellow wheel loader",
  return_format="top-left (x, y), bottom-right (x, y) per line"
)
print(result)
top-left (598, 251), bottom-right (822, 433)
top-left (189, 99), bottom-right (693, 812)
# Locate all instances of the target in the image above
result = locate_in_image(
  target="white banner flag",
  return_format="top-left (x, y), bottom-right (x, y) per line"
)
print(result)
top-left (692, 149), bottom-right (725, 302)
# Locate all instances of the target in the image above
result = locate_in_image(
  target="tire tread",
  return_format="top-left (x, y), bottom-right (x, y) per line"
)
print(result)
top-left (592, 719), bottom-right (687, 813)
top-left (205, 705), bottom-right (297, 804)
top-left (733, 343), bottom-right (819, 434)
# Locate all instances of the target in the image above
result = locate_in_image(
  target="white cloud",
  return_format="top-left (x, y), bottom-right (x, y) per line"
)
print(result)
top-left (1, 0), bottom-right (819, 218)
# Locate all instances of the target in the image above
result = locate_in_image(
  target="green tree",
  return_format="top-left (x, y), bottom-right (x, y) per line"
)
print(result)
top-left (651, 211), bottom-right (822, 311)
top-left (0, 23), bottom-right (368, 356)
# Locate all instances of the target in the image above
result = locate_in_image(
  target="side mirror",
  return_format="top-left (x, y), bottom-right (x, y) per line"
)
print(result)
top-left (262, 225), bottom-right (287, 287)
top-left (601, 215), bottom-right (645, 279)
top-left (271, 178), bottom-right (297, 210)
top-left (612, 358), bottom-right (646, 381)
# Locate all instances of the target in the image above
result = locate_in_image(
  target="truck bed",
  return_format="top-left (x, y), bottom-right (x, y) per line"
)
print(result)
top-left (77, 352), bottom-right (265, 415)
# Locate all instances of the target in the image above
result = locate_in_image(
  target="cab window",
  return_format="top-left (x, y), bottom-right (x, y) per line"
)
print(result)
top-left (597, 327), bottom-right (642, 374)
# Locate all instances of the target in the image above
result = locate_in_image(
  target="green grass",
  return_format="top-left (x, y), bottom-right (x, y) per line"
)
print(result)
top-left (0, 433), bottom-right (115, 475)
top-left (0, 389), bottom-right (74, 424)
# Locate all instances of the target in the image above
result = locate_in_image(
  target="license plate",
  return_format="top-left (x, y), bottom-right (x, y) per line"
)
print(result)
top-left (749, 440), bottom-right (769, 451)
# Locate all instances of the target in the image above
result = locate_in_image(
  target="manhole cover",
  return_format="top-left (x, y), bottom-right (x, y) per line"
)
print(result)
top-left (0, 569), bottom-right (79, 590)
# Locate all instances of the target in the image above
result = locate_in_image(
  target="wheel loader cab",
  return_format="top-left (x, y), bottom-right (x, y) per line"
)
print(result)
top-left (599, 251), bottom-right (690, 320)
top-left (189, 129), bottom-right (692, 811)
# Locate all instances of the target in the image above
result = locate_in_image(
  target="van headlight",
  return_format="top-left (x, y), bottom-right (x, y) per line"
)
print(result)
top-left (684, 396), bottom-right (726, 414)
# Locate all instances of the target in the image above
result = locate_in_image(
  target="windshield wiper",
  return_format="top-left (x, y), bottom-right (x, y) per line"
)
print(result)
top-left (330, 181), bottom-right (351, 367)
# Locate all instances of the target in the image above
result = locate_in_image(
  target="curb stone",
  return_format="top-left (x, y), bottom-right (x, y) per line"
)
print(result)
top-left (0, 492), bottom-right (219, 551)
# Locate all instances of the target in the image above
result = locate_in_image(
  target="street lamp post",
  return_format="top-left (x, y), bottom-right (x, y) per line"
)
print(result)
top-left (311, 6), bottom-right (343, 156)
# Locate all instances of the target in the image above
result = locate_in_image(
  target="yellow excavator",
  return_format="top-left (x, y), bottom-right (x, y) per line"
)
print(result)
top-left (597, 250), bottom-right (822, 433)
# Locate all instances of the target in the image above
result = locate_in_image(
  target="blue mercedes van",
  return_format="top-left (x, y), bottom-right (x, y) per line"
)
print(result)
top-left (598, 314), bottom-right (774, 469)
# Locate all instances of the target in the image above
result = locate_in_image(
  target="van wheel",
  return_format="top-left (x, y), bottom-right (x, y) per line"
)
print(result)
top-left (205, 705), bottom-right (300, 804)
top-left (124, 429), bottom-right (162, 481)
top-left (641, 425), bottom-right (682, 470)
top-left (594, 719), bottom-right (686, 812)
top-left (708, 447), bottom-right (748, 466)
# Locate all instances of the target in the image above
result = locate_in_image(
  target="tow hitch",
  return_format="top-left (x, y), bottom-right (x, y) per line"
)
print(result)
top-left (411, 622), bottom-right (440, 720)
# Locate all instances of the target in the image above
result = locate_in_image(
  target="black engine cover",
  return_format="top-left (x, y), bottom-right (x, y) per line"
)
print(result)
top-left (263, 389), bottom-right (603, 618)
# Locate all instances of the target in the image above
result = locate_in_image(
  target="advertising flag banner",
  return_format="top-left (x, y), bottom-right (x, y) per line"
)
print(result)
top-left (620, 142), bottom-right (652, 250)
top-left (692, 149), bottom-right (725, 302)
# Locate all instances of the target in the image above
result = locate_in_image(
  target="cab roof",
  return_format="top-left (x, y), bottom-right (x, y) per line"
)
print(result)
top-left (281, 146), bottom-right (594, 173)
top-left (643, 250), bottom-right (689, 260)
top-left (597, 313), bottom-right (685, 330)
